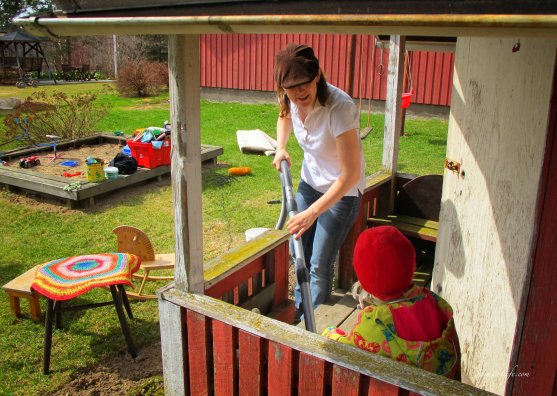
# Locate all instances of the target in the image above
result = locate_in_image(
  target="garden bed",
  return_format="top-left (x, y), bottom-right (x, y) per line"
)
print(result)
top-left (0, 134), bottom-right (223, 208)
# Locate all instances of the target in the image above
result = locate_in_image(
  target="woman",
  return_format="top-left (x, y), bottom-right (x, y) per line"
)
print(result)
top-left (272, 43), bottom-right (366, 311)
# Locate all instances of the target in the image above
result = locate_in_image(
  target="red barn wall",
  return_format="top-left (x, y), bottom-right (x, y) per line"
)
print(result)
top-left (200, 33), bottom-right (454, 106)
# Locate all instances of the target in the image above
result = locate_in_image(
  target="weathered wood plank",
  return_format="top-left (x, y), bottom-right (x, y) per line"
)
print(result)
top-left (268, 341), bottom-right (293, 396)
top-left (433, 38), bottom-right (555, 393)
top-left (170, 34), bottom-right (204, 294)
top-left (238, 330), bottom-right (264, 396)
top-left (299, 292), bottom-right (357, 334)
top-left (187, 310), bottom-right (211, 395)
top-left (364, 171), bottom-right (392, 191)
top-left (338, 307), bottom-right (362, 334)
top-left (159, 299), bottom-right (188, 396)
top-left (213, 320), bottom-right (237, 396)
top-left (201, 144), bottom-right (224, 162)
top-left (392, 215), bottom-right (439, 230)
top-left (332, 364), bottom-right (360, 396)
top-left (299, 352), bottom-right (327, 395)
top-left (162, 291), bottom-right (495, 396)
top-left (382, 35), bottom-right (406, 213)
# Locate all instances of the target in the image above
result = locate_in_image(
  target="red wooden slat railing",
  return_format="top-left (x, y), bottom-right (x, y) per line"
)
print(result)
top-left (238, 330), bottom-right (265, 396)
top-left (187, 310), bottom-right (212, 395)
top-left (332, 365), bottom-right (361, 396)
top-left (200, 34), bottom-right (454, 106)
top-left (212, 321), bottom-right (237, 396)
top-left (368, 377), bottom-right (409, 396)
top-left (299, 352), bottom-right (327, 395)
top-left (268, 341), bottom-right (294, 395)
top-left (162, 291), bottom-right (494, 396)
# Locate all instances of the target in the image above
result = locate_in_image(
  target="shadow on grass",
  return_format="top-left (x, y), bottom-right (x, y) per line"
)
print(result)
top-left (47, 309), bottom-right (161, 375)
top-left (428, 138), bottom-right (446, 146)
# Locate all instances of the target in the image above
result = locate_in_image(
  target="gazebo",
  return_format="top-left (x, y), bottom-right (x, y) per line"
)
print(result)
top-left (0, 30), bottom-right (52, 85)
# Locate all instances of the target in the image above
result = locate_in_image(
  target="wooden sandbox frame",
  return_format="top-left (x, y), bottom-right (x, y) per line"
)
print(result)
top-left (0, 134), bottom-right (223, 208)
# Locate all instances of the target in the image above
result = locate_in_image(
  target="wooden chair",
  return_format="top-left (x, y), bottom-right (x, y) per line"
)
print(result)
top-left (112, 225), bottom-right (175, 300)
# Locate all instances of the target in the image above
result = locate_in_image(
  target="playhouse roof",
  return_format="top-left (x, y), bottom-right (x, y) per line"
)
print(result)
top-left (49, 0), bottom-right (557, 16)
top-left (14, 0), bottom-right (557, 38)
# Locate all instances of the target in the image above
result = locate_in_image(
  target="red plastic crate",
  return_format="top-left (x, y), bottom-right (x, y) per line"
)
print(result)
top-left (127, 139), bottom-right (171, 168)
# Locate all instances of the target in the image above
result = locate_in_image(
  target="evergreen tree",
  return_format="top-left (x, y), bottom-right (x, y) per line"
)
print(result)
top-left (0, 0), bottom-right (53, 32)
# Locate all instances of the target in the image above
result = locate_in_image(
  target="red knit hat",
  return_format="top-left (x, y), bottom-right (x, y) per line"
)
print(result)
top-left (353, 226), bottom-right (416, 301)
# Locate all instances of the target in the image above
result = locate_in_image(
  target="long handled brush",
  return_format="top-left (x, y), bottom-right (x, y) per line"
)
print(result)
top-left (275, 160), bottom-right (316, 332)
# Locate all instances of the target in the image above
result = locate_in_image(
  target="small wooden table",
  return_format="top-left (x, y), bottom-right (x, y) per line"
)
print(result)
top-left (32, 253), bottom-right (140, 374)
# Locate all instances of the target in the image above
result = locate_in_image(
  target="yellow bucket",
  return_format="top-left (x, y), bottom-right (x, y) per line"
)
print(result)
top-left (86, 163), bottom-right (105, 182)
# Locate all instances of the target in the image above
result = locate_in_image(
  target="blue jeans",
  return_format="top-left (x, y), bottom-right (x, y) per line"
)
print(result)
top-left (292, 180), bottom-right (361, 310)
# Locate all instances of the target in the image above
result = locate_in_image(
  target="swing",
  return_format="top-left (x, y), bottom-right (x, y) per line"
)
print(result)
top-left (401, 50), bottom-right (414, 109)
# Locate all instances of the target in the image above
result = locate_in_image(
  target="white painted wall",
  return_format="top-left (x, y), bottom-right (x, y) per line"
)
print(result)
top-left (432, 37), bottom-right (556, 395)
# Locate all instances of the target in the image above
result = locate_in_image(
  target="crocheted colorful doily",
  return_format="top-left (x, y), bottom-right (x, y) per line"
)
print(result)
top-left (32, 253), bottom-right (141, 301)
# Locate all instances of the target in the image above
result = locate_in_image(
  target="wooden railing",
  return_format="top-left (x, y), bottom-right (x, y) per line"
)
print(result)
top-left (160, 289), bottom-right (494, 396)
top-left (203, 228), bottom-right (293, 323)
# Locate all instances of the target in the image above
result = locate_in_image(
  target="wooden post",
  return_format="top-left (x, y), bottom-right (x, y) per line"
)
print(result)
top-left (169, 34), bottom-right (204, 294)
top-left (160, 34), bottom-right (202, 396)
top-left (382, 35), bottom-right (406, 213)
top-left (159, 298), bottom-right (188, 395)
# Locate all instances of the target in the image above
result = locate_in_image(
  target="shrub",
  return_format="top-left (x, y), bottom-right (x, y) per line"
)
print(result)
top-left (116, 60), bottom-right (169, 97)
top-left (3, 90), bottom-right (108, 145)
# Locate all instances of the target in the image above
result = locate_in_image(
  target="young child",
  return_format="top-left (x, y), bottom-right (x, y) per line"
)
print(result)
top-left (322, 226), bottom-right (461, 379)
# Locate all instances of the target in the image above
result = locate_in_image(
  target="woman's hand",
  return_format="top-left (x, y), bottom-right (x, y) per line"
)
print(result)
top-left (286, 207), bottom-right (318, 239)
top-left (272, 148), bottom-right (291, 171)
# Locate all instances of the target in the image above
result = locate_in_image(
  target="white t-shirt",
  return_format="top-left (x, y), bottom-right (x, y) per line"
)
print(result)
top-left (290, 83), bottom-right (366, 196)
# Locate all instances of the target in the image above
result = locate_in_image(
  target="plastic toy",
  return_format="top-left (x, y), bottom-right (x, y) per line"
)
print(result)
top-left (19, 156), bottom-right (40, 169)
top-left (228, 167), bottom-right (252, 176)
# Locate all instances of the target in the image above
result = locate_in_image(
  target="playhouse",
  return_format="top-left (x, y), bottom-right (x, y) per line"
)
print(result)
top-left (15, 2), bottom-right (557, 395)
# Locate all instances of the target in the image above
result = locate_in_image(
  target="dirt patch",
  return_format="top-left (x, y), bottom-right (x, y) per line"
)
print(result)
top-left (51, 341), bottom-right (164, 396)
top-left (4, 143), bottom-right (123, 182)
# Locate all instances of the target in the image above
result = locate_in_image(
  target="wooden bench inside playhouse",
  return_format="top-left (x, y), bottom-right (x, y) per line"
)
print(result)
top-left (368, 174), bottom-right (442, 242)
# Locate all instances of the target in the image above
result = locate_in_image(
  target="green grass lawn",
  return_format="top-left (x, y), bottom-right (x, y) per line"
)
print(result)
top-left (0, 83), bottom-right (448, 395)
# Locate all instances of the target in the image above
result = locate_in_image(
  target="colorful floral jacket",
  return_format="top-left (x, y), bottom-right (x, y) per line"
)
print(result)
top-left (322, 286), bottom-right (461, 379)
